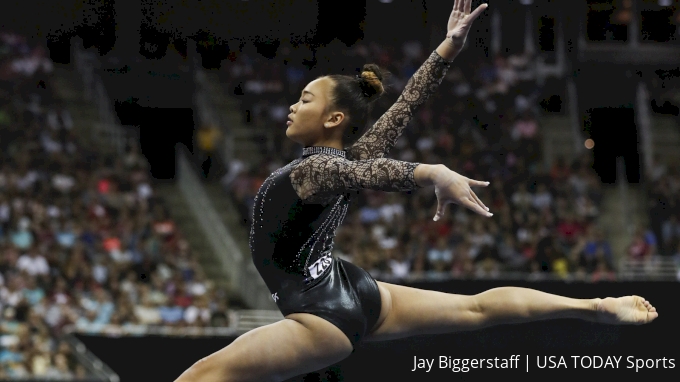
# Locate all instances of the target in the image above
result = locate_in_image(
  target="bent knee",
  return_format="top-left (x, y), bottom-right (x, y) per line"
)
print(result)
top-left (468, 294), bottom-right (484, 316)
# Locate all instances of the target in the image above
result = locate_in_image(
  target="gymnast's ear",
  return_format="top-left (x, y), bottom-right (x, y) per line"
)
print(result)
top-left (324, 112), bottom-right (345, 129)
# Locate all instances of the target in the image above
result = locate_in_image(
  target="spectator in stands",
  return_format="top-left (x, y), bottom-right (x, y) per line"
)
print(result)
top-left (427, 237), bottom-right (454, 272)
top-left (197, 122), bottom-right (222, 180)
top-left (582, 227), bottom-right (614, 271)
top-left (628, 226), bottom-right (656, 261)
top-left (184, 295), bottom-right (212, 327)
top-left (661, 214), bottom-right (680, 256)
top-left (159, 297), bottom-right (184, 326)
top-left (591, 260), bottom-right (617, 282)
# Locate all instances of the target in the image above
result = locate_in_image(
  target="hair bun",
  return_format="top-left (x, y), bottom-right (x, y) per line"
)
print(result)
top-left (359, 64), bottom-right (386, 100)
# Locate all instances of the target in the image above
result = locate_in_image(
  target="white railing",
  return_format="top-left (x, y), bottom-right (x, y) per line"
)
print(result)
top-left (231, 310), bottom-right (284, 331)
top-left (64, 309), bottom-right (285, 337)
top-left (618, 256), bottom-right (678, 281)
top-left (65, 324), bottom-right (243, 338)
top-left (567, 78), bottom-right (585, 155)
top-left (617, 157), bottom-right (631, 231)
top-left (72, 38), bottom-right (125, 154)
top-left (636, 81), bottom-right (654, 177)
top-left (178, 150), bottom-right (242, 280)
top-left (177, 149), bottom-right (274, 309)
top-left (62, 334), bottom-right (120, 382)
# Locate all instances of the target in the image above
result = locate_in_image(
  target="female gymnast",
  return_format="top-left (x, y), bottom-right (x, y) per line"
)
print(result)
top-left (176, 1), bottom-right (657, 381)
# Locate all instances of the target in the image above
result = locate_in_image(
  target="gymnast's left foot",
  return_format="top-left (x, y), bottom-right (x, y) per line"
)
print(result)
top-left (596, 296), bottom-right (658, 325)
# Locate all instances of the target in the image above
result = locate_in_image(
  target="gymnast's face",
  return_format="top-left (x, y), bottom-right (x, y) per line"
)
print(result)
top-left (287, 77), bottom-right (345, 146)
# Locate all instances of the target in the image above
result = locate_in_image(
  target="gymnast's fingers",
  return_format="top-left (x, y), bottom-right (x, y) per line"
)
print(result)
top-left (470, 190), bottom-right (490, 212)
top-left (469, 3), bottom-right (489, 21)
top-left (454, 0), bottom-right (464, 14)
top-left (467, 178), bottom-right (490, 187)
top-left (434, 199), bottom-right (449, 221)
top-left (463, 197), bottom-right (492, 217)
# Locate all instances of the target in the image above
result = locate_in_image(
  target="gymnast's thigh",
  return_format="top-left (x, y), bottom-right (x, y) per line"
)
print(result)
top-left (176, 313), bottom-right (352, 382)
top-left (364, 281), bottom-right (479, 342)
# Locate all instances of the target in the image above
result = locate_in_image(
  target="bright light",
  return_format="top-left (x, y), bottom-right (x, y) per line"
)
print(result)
top-left (659, 0), bottom-right (672, 6)
top-left (379, 0), bottom-right (393, 3)
top-left (585, 139), bottom-right (595, 149)
top-left (520, 0), bottom-right (533, 4)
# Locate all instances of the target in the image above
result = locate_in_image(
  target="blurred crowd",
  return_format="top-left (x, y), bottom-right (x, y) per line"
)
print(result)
top-left (219, 38), bottom-right (618, 282)
top-left (646, 155), bottom-right (680, 259)
top-left (0, 32), bottom-right (229, 378)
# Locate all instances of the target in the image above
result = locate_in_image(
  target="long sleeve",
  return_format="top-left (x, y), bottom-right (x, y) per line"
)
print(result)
top-left (345, 50), bottom-right (452, 161)
top-left (289, 154), bottom-right (421, 203)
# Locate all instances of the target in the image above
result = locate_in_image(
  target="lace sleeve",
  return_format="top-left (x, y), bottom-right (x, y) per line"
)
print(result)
top-left (289, 154), bottom-right (421, 203)
top-left (345, 50), bottom-right (452, 161)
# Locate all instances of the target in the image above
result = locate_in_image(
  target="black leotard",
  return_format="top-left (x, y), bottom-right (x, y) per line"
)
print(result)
top-left (249, 50), bottom-right (452, 347)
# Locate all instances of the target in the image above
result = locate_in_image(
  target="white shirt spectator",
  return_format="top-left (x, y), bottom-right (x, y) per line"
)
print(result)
top-left (388, 259), bottom-right (411, 278)
top-left (469, 231), bottom-right (494, 249)
top-left (109, 249), bottom-right (132, 264)
top-left (134, 303), bottom-right (162, 325)
top-left (0, 201), bottom-right (9, 224)
top-left (0, 286), bottom-right (23, 307)
top-left (52, 174), bottom-right (75, 193)
top-left (379, 203), bottom-right (404, 224)
top-left (416, 136), bottom-right (434, 152)
top-left (46, 205), bottom-right (60, 218)
top-left (137, 183), bottom-right (152, 200)
top-left (378, 236), bottom-right (398, 250)
top-left (184, 305), bottom-right (211, 324)
top-left (532, 189), bottom-right (553, 210)
top-left (92, 263), bottom-right (108, 284)
top-left (15, 171), bottom-right (39, 191)
top-left (17, 253), bottom-right (49, 276)
top-left (187, 281), bottom-right (207, 296)
top-left (427, 247), bottom-right (453, 263)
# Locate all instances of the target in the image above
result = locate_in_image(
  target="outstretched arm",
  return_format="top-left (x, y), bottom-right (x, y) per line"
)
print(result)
top-left (290, 155), bottom-right (492, 218)
top-left (345, 50), bottom-right (451, 161)
top-left (346, 0), bottom-right (488, 161)
top-left (290, 155), bottom-right (429, 202)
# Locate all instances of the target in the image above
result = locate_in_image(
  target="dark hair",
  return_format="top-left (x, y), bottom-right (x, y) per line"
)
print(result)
top-left (326, 64), bottom-right (388, 145)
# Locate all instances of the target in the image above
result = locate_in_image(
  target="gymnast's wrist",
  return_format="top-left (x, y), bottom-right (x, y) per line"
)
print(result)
top-left (414, 164), bottom-right (447, 187)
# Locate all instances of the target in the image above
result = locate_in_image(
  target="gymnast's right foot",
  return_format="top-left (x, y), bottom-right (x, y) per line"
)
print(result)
top-left (595, 296), bottom-right (658, 325)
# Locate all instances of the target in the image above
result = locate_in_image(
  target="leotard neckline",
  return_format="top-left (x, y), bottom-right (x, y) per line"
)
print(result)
top-left (302, 146), bottom-right (346, 159)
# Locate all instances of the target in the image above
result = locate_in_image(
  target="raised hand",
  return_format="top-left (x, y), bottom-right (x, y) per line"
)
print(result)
top-left (432, 167), bottom-right (492, 221)
top-left (445, 0), bottom-right (489, 53)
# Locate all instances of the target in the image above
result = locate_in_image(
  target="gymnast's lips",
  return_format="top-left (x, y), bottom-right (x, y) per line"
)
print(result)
top-left (287, 115), bottom-right (293, 126)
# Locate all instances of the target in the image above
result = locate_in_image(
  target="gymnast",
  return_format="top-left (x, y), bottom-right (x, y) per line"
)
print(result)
top-left (176, 1), bottom-right (657, 381)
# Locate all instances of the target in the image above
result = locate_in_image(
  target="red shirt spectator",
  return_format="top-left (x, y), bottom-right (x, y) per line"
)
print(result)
top-left (557, 216), bottom-right (583, 244)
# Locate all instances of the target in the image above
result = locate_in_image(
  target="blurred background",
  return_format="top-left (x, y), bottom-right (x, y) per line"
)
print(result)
top-left (0, 0), bottom-right (679, 381)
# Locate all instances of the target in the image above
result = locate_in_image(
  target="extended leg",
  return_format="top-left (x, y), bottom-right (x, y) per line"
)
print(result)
top-left (175, 313), bottom-right (353, 382)
top-left (366, 283), bottom-right (658, 342)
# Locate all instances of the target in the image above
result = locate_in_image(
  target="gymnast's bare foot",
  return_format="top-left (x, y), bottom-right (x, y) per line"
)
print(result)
top-left (595, 296), bottom-right (658, 325)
